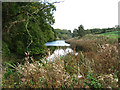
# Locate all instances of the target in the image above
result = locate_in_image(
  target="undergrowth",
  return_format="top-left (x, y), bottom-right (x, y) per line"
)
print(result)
top-left (2, 34), bottom-right (119, 88)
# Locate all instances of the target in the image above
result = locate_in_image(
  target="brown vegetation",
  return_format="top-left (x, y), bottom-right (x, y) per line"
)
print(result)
top-left (2, 34), bottom-right (119, 88)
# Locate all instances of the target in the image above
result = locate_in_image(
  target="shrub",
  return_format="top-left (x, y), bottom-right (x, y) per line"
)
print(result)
top-left (2, 41), bottom-right (10, 57)
top-left (84, 72), bottom-right (101, 88)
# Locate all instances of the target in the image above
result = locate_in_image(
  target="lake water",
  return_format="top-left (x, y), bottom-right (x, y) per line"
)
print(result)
top-left (45, 40), bottom-right (70, 46)
top-left (45, 40), bottom-right (73, 61)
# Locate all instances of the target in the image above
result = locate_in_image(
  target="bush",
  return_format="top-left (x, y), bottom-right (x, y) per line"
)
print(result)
top-left (2, 41), bottom-right (10, 57)
top-left (84, 72), bottom-right (101, 88)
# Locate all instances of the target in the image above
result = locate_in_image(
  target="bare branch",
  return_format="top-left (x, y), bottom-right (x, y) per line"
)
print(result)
top-left (40, 1), bottom-right (64, 11)
top-left (51, 1), bottom-right (64, 4)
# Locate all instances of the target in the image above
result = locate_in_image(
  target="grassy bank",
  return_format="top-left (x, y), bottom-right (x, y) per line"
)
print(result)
top-left (2, 34), bottom-right (119, 88)
top-left (100, 31), bottom-right (120, 39)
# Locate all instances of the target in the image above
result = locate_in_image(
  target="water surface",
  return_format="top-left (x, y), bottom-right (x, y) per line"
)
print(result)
top-left (45, 40), bottom-right (73, 61)
top-left (45, 40), bottom-right (70, 46)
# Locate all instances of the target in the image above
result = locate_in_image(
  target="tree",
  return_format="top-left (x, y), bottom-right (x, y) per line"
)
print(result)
top-left (68, 30), bottom-right (71, 33)
top-left (77, 25), bottom-right (85, 37)
top-left (72, 29), bottom-right (78, 37)
top-left (54, 29), bottom-right (72, 40)
top-left (2, 1), bottom-right (56, 59)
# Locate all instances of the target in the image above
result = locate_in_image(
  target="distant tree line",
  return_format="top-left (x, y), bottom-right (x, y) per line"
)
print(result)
top-left (72, 25), bottom-right (119, 38)
top-left (85, 27), bottom-right (119, 34)
top-left (54, 29), bottom-right (72, 40)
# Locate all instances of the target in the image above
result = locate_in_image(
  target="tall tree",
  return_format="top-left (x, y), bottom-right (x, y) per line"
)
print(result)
top-left (72, 29), bottom-right (78, 37)
top-left (77, 25), bottom-right (85, 37)
top-left (2, 1), bottom-right (56, 58)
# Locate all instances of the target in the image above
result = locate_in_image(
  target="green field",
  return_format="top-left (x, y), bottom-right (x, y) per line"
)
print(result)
top-left (100, 31), bottom-right (119, 39)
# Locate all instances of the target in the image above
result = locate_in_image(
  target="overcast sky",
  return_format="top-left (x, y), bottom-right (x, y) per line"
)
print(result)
top-left (52, 0), bottom-right (119, 30)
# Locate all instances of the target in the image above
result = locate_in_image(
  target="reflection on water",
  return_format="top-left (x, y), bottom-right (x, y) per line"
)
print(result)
top-left (45, 40), bottom-right (73, 61)
top-left (47, 48), bottom-right (73, 61)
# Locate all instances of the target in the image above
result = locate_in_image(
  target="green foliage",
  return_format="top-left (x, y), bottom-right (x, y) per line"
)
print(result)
top-left (2, 41), bottom-right (10, 57)
top-left (16, 41), bottom-right (26, 55)
top-left (3, 62), bottom-right (20, 82)
top-left (85, 27), bottom-right (119, 35)
top-left (100, 31), bottom-right (119, 39)
top-left (64, 54), bottom-right (78, 75)
top-left (2, 2), bottom-right (56, 61)
top-left (84, 72), bottom-right (101, 89)
top-left (77, 25), bottom-right (85, 38)
top-left (72, 25), bottom-right (85, 38)
top-left (2, 64), bottom-right (22, 88)
top-left (54, 29), bottom-right (72, 40)
top-left (3, 67), bottom-right (14, 79)
top-left (80, 51), bottom-right (84, 62)
top-left (72, 29), bottom-right (78, 37)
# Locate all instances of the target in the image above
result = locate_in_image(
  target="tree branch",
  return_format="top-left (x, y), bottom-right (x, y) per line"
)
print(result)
top-left (7, 19), bottom-right (25, 33)
top-left (40, 1), bottom-right (64, 11)
top-left (26, 12), bottom-right (33, 52)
